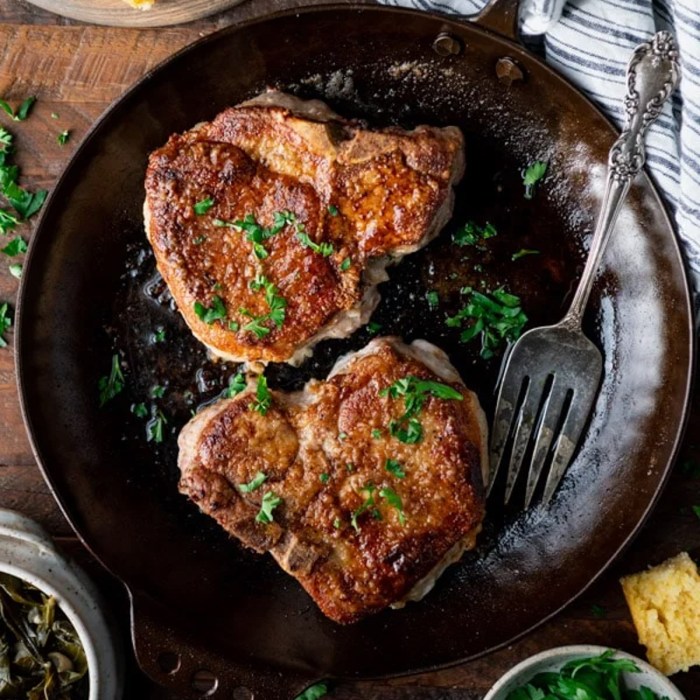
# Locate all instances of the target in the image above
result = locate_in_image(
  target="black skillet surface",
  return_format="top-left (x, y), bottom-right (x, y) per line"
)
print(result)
top-left (16, 0), bottom-right (694, 697)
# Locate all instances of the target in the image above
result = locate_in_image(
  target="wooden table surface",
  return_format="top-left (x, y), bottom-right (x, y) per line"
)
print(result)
top-left (0, 1), bottom-right (698, 698)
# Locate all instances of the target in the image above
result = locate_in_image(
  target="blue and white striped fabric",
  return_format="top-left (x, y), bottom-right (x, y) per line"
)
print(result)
top-left (382, 0), bottom-right (700, 316)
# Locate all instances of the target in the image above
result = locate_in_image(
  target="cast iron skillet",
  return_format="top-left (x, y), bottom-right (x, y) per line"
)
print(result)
top-left (16, 0), bottom-right (694, 697)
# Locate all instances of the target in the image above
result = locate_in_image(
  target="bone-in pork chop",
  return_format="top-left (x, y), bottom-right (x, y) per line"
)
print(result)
top-left (178, 337), bottom-right (487, 624)
top-left (144, 92), bottom-right (464, 364)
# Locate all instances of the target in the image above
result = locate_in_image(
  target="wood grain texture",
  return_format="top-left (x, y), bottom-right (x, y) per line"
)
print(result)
top-left (0, 1), bottom-right (698, 696)
top-left (23, 0), bottom-right (245, 28)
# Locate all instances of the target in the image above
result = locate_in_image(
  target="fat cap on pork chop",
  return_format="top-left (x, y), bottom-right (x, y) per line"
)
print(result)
top-left (178, 337), bottom-right (487, 624)
top-left (144, 91), bottom-right (465, 365)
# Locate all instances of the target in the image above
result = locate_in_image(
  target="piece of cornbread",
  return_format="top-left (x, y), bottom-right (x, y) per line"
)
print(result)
top-left (621, 552), bottom-right (700, 675)
top-left (121, 0), bottom-right (154, 9)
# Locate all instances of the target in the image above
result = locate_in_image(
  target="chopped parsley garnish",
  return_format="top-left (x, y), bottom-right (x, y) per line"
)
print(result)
top-left (226, 372), bottom-right (246, 398)
top-left (1, 236), bottom-right (27, 256)
top-left (238, 471), bottom-right (267, 494)
top-left (446, 287), bottom-right (528, 360)
top-left (152, 326), bottom-right (166, 343)
top-left (390, 417), bottom-right (422, 444)
top-left (3, 180), bottom-right (47, 219)
top-left (150, 385), bottom-right (165, 399)
top-left (340, 257), bottom-right (351, 271)
top-left (194, 197), bottom-right (214, 215)
top-left (56, 130), bottom-right (70, 146)
top-left (367, 321), bottom-right (382, 335)
top-left (522, 160), bottom-right (548, 199)
top-left (351, 484), bottom-right (381, 531)
top-left (0, 209), bottom-right (18, 233)
top-left (98, 354), bottom-right (124, 407)
top-left (146, 410), bottom-right (167, 443)
top-left (51, 112), bottom-right (59, 119)
top-left (0, 96), bottom-right (35, 122)
top-left (346, 463), bottom-right (355, 472)
top-left (426, 290), bottom-right (439, 309)
top-left (379, 486), bottom-right (406, 525)
top-left (8, 263), bottom-right (20, 279)
top-left (371, 429), bottom-right (382, 439)
top-left (218, 211), bottom-right (292, 260)
top-left (512, 248), bottom-right (539, 261)
top-left (131, 402), bottom-right (148, 418)
top-left (193, 295), bottom-right (227, 324)
top-left (380, 375), bottom-right (462, 444)
top-left (506, 649), bottom-right (664, 700)
top-left (295, 683), bottom-right (329, 700)
top-left (327, 205), bottom-right (338, 217)
top-left (297, 230), bottom-right (334, 257)
top-left (320, 473), bottom-right (330, 484)
top-left (0, 302), bottom-right (10, 348)
top-left (228, 320), bottom-right (239, 331)
top-left (333, 518), bottom-right (342, 530)
top-left (249, 375), bottom-right (271, 415)
top-left (256, 491), bottom-right (283, 524)
top-left (453, 220), bottom-right (497, 247)
top-left (385, 459), bottom-right (406, 479)
top-left (692, 505), bottom-right (700, 520)
top-left (193, 235), bottom-right (207, 245)
top-left (241, 274), bottom-right (287, 338)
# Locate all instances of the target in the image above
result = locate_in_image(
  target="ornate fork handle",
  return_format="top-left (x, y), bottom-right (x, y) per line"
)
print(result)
top-left (562, 31), bottom-right (681, 330)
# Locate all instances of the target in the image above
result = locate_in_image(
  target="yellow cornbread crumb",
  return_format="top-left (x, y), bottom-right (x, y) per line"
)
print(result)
top-left (121, 0), bottom-right (155, 9)
top-left (621, 551), bottom-right (700, 675)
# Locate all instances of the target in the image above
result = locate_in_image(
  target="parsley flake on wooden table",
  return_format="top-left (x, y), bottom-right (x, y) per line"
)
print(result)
top-left (0, 125), bottom-right (49, 231)
top-left (446, 287), bottom-right (528, 360)
top-left (0, 302), bottom-right (11, 347)
top-left (0, 95), bottom-right (36, 121)
top-left (1, 236), bottom-right (27, 256)
top-left (56, 129), bottom-right (70, 146)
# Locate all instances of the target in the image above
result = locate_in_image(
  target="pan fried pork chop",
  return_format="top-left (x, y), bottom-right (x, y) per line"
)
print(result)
top-left (178, 337), bottom-right (487, 624)
top-left (144, 92), bottom-right (465, 364)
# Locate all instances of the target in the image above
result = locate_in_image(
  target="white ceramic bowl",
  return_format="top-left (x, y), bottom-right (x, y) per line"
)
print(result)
top-left (0, 509), bottom-right (123, 700)
top-left (484, 644), bottom-right (686, 700)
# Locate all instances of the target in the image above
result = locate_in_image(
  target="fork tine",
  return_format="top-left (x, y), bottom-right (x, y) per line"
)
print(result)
top-left (487, 374), bottom-right (522, 496)
top-left (504, 376), bottom-right (547, 505)
top-left (523, 380), bottom-right (568, 509)
top-left (541, 383), bottom-right (599, 505)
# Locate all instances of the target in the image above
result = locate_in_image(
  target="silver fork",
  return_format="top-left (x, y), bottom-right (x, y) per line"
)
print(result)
top-left (488, 31), bottom-right (681, 508)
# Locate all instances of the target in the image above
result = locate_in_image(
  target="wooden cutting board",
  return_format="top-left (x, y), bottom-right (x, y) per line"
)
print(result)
top-left (22, 0), bottom-right (246, 27)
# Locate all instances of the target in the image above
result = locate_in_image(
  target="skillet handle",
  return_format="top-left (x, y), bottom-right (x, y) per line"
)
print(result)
top-left (469, 0), bottom-right (521, 41)
top-left (129, 592), bottom-right (319, 699)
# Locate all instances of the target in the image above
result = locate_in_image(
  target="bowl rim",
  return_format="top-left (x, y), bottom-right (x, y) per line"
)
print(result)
top-left (483, 644), bottom-right (686, 700)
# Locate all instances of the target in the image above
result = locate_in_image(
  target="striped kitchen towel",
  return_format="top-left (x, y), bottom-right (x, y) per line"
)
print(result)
top-left (381, 0), bottom-right (700, 318)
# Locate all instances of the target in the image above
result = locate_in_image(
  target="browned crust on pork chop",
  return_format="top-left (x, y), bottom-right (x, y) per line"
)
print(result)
top-left (145, 92), bottom-right (464, 364)
top-left (178, 338), bottom-right (486, 623)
